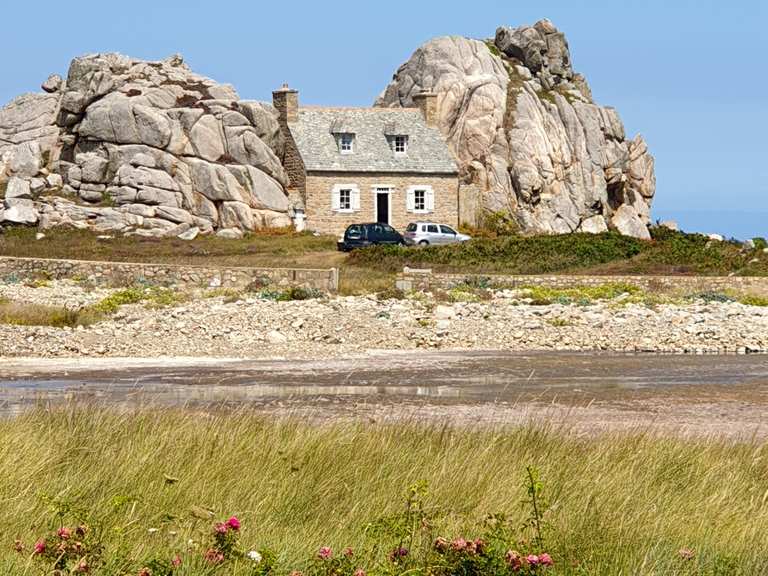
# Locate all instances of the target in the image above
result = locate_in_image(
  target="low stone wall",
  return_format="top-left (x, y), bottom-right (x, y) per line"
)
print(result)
top-left (396, 268), bottom-right (768, 296)
top-left (0, 256), bottom-right (339, 292)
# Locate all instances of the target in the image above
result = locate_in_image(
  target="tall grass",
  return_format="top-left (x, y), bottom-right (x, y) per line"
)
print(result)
top-left (1, 408), bottom-right (767, 574)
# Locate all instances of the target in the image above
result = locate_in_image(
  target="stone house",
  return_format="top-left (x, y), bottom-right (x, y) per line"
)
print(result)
top-left (272, 85), bottom-right (460, 235)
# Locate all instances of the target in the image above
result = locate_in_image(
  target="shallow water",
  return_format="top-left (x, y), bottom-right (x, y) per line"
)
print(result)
top-left (1, 351), bottom-right (768, 436)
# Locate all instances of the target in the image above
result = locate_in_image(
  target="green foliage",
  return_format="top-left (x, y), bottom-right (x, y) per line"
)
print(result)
top-left (737, 294), bottom-right (768, 307)
top-left (520, 283), bottom-right (640, 305)
top-left (348, 229), bottom-right (768, 277)
top-left (89, 288), bottom-right (146, 314)
top-left (485, 40), bottom-right (501, 57)
top-left (481, 210), bottom-right (520, 236)
top-left (258, 286), bottom-right (324, 301)
top-left (752, 237), bottom-right (768, 251)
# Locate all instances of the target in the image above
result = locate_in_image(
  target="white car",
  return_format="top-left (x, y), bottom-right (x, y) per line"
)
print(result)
top-left (403, 222), bottom-right (471, 246)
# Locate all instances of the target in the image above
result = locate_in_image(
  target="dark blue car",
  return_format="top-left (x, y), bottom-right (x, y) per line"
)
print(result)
top-left (337, 223), bottom-right (405, 252)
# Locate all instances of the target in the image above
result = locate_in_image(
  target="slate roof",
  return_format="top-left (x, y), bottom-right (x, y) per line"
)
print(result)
top-left (287, 107), bottom-right (458, 174)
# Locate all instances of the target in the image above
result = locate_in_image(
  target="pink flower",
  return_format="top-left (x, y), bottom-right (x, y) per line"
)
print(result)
top-left (527, 554), bottom-right (540, 566)
top-left (540, 553), bottom-right (554, 567)
top-left (226, 516), bottom-right (241, 531)
top-left (353, 570), bottom-right (366, 576)
top-left (172, 555), bottom-right (182, 567)
top-left (388, 546), bottom-right (409, 562)
top-left (343, 547), bottom-right (354, 557)
top-left (204, 548), bottom-right (225, 564)
top-left (214, 522), bottom-right (228, 534)
top-left (74, 560), bottom-right (90, 573)
top-left (473, 538), bottom-right (486, 554)
top-left (318, 546), bottom-right (333, 560)
top-left (33, 539), bottom-right (46, 555)
top-left (451, 538), bottom-right (467, 551)
top-left (505, 550), bottom-right (522, 571)
top-left (57, 527), bottom-right (72, 540)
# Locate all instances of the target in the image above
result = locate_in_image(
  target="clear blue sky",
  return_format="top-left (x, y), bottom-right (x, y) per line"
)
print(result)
top-left (3, 0), bottom-right (766, 239)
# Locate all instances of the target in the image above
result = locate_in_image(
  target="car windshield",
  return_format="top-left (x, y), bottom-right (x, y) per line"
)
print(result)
top-left (406, 223), bottom-right (417, 232)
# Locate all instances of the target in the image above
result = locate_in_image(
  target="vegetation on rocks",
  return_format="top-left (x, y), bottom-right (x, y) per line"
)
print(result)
top-left (2, 408), bottom-right (767, 574)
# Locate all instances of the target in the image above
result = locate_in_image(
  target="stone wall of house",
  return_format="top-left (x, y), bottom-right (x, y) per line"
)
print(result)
top-left (305, 172), bottom-right (459, 235)
top-left (395, 269), bottom-right (768, 297)
top-left (0, 256), bottom-right (339, 292)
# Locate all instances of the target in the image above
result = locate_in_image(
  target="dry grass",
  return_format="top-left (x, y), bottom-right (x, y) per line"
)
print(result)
top-left (0, 408), bottom-right (766, 574)
top-left (0, 227), bottom-right (343, 269)
top-left (0, 300), bottom-right (100, 327)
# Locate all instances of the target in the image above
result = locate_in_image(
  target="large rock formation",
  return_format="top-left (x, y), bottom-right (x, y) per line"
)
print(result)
top-left (0, 53), bottom-right (292, 237)
top-left (376, 20), bottom-right (656, 238)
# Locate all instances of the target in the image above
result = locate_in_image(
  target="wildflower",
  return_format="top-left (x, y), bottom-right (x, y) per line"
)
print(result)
top-left (204, 548), bottom-right (225, 564)
top-left (464, 539), bottom-right (478, 555)
top-left (527, 554), bottom-right (540, 566)
top-left (33, 539), bottom-right (46, 555)
top-left (76, 525), bottom-right (88, 537)
top-left (451, 537), bottom-right (467, 552)
top-left (678, 548), bottom-right (695, 561)
top-left (473, 538), bottom-right (486, 554)
top-left (353, 570), bottom-right (366, 576)
top-left (138, 569), bottom-right (151, 576)
top-left (172, 555), bottom-right (182, 567)
top-left (505, 550), bottom-right (522, 571)
top-left (343, 547), bottom-right (354, 557)
top-left (289, 572), bottom-right (304, 576)
top-left (388, 546), bottom-right (409, 562)
top-left (214, 522), bottom-right (228, 534)
top-left (13, 540), bottom-right (24, 553)
top-left (318, 546), bottom-right (333, 560)
top-left (226, 516), bottom-right (241, 531)
top-left (74, 560), bottom-right (89, 573)
top-left (147, 528), bottom-right (159, 534)
top-left (434, 537), bottom-right (449, 551)
top-left (57, 527), bottom-right (72, 540)
top-left (247, 550), bottom-right (262, 563)
top-left (540, 553), bottom-right (554, 567)
top-left (72, 541), bottom-right (84, 553)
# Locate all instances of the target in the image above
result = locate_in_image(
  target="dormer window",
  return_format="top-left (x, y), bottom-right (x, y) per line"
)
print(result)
top-left (394, 135), bottom-right (408, 154)
top-left (339, 133), bottom-right (355, 154)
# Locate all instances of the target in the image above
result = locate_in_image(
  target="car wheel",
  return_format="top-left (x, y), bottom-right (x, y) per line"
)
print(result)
top-left (418, 240), bottom-right (429, 247)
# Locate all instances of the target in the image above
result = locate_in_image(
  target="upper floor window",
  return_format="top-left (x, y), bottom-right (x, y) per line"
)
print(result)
top-left (339, 133), bottom-right (355, 154)
top-left (394, 135), bottom-right (408, 154)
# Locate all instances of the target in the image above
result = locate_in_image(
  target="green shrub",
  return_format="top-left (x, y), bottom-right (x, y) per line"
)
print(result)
top-left (89, 288), bottom-right (146, 314)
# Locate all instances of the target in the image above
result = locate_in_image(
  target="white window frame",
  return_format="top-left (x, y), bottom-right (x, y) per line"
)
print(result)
top-left (332, 184), bottom-right (360, 213)
top-left (338, 133), bottom-right (355, 155)
top-left (393, 135), bottom-right (408, 155)
top-left (372, 186), bottom-right (393, 225)
top-left (406, 185), bottom-right (434, 214)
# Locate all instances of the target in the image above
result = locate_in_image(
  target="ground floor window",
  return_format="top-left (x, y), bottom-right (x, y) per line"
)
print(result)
top-left (332, 184), bottom-right (360, 213)
top-left (339, 188), bottom-right (352, 211)
top-left (407, 186), bottom-right (434, 213)
top-left (414, 189), bottom-right (426, 211)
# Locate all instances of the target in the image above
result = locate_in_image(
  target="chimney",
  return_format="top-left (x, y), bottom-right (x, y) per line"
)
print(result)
top-left (413, 90), bottom-right (438, 128)
top-left (272, 83), bottom-right (299, 124)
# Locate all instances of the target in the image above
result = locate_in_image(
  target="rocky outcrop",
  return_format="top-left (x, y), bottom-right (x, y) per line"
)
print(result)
top-left (0, 53), bottom-right (292, 237)
top-left (375, 20), bottom-right (656, 238)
